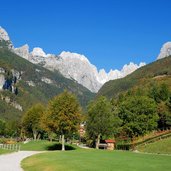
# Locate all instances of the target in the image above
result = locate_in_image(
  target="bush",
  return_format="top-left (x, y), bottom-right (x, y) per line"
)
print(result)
top-left (0, 138), bottom-right (16, 144)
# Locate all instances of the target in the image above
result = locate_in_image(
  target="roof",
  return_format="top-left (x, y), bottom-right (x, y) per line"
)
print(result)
top-left (105, 139), bottom-right (115, 143)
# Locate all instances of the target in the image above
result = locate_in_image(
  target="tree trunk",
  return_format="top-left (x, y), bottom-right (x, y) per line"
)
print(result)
top-left (49, 135), bottom-right (52, 142)
top-left (62, 134), bottom-right (65, 151)
top-left (48, 132), bottom-right (53, 142)
top-left (37, 133), bottom-right (41, 140)
top-left (33, 130), bottom-right (38, 141)
top-left (96, 134), bottom-right (101, 149)
top-left (131, 137), bottom-right (135, 151)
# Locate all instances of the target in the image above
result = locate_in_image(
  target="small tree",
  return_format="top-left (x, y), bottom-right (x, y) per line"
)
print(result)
top-left (22, 103), bottom-right (45, 140)
top-left (42, 91), bottom-right (81, 151)
top-left (149, 83), bottom-right (170, 103)
top-left (86, 96), bottom-right (119, 149)
top-left (118, 96), bottom-right (158, 139)
top-left (0, 119), bottom-right (6, 136)
top-left (157, 101), bottom-right (171, 130)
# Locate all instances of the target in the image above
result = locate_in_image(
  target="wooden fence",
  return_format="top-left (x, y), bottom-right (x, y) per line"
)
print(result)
top-left (0, 144), bottom-right (20, 151)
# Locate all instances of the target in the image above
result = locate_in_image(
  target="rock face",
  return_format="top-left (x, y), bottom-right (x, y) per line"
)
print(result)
top-left (1, 95), bottom-right (23, 111)
top-left (58, 51), bottom-right (102, 92)
top-left (14, 47), bottom-right (145, 92)
top-left (0, 27), bottom-right (10, 41)
top-left (0, 26), bottom-right (13, 49)
top-left (41, 77), bottom-right (53, 84)
top-left (0, 74), bottom-right (5, 90)
top-left (31, 50), bottom-right (145, 92)
top-left (14, 44), bottom-right (30, 60)
top-left (157, 42), bottom-right (171, 60)
top-left (31, 47), bottom-right (47, 57)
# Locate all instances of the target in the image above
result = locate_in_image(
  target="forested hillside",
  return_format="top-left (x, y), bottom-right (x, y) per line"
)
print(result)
top-left (98, 56), bottom-right (171, 98)
top-left (0, 48), bottom-right (95, 121)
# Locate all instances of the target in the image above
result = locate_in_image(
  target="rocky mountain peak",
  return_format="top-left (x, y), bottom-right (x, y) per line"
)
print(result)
top-left (0, 26), bottom-right (13, 49)
top-left (31, 47), bottom-right (47, 57)
top-left (157, 42), bottom-right (171, 60)
top-left (14, 44), bottom-right (29, 60)
top-left (0, 26), bottom-right (10, 41)
top-left (59, 51), bottom-right (90, 63)
top-left (1, 26), bottom-right (146, 93)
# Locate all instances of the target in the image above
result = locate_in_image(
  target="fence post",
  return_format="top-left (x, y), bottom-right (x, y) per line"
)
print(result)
top-left (18, 144), bottom-right (20, 151)
top-left (0, 143), bottom-right (21, 151)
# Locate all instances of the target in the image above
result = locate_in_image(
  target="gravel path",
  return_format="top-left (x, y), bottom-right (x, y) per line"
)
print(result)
top-left (0, 151), bottom-right (41, 171)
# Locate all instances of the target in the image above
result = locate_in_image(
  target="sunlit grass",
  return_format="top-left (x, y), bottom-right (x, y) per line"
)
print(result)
top-left (22, 148), bottom-right (171, 171)
top-left (137, 137), bottom-right (171, 154)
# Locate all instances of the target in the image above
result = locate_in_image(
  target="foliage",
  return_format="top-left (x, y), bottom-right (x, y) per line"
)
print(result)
top-left (5, 120), bottom-right (21, 137)
top-left (22, 104), bottom-right (45, 140)
top-left (0, 119), bottom-right (6, 135)
top-left (41, 91), bottom-right (81, 150)
top-left (98, 56), bottom-right (171, 98)
top-left (0, 119), bottom-right (20, 137)
top-left (118, 96), bottom-right (158, 138)
top-left (148, 83), bottom-right (171, 129)
top-left (0, 48), bottom-right (95, 123)
top-left (86, 96), bottom-right (121, 148)
top-left (149, 83), bottom-right (170, 103)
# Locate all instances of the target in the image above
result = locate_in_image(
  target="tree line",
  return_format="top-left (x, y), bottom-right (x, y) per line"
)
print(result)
top-left (21, 90), bottom-right (81, 151)
top-left (0, 83), bottom-right (171, 150)
top-left (86, 82), bottom-right (171, 148)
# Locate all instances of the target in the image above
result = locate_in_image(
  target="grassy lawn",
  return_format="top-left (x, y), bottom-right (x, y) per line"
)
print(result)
top-left (20, 140), bottom-right (57, 151)
top-left (136, 137), bottom-right (171, 154)
top-left (22, 149), bottom-right (171, 171)
top-left (0, 149), bottom-right (14, 155)
top-left (20, 140), bottom-right (76, 151)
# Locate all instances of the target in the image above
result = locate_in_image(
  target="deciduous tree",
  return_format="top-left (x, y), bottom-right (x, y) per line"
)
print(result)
top-left (42, 91), bottom-right (81, 151)
top-left (22, 103), bottom-right (45, 140)
top-left (118, 96), bottom-right (158, 138)
top-left (86, 96), bottom-right (120, 149)
top-left (0, 119), bottom-right (6, 136)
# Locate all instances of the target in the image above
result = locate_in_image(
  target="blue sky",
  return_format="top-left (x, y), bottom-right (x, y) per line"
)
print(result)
top-left (1, 0), bottom-right (171, 71)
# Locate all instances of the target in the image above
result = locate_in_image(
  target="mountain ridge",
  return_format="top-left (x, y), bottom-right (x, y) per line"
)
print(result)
top-left (97, 56), bottom-right (171, 98)
top-left (0, 26), bottom-right (146, 92)
top-left (14, 45), bottom-right (145, 92)
top-left (0, 47), bottom-right (95, 121)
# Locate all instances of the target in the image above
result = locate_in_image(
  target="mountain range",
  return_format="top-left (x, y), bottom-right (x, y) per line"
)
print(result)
top-left (98, 55), bottom-right (171, 98)
top-left (0, 26), bottom-right (146, 92)
top-left (0, 26), bottom-right (171, 121)
top-left (0, 29), bottom-right (94, 120)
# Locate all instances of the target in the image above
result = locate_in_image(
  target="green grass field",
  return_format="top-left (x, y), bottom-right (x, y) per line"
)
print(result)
top-left (0, 149), bottom-right (14, 155)
top-left (20, 140), bottom-right (57, 151)
top-left (137, 137), bottom-right (171, 154)
top-left (20, 140), bottom-right (75, 151)
top-left (22, 148), bottom-right (171, 171)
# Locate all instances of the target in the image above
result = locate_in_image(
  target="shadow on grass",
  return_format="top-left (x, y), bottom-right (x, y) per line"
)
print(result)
top-left (46, 143), bottom-right (76, 151)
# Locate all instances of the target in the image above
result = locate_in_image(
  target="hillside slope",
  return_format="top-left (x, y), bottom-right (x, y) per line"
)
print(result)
top-left (0, 48), bottom-right (95, 120)
top-left (137, 137), bottom-right (171, 154)
top-left (98, 56), bottom-right (171, 98)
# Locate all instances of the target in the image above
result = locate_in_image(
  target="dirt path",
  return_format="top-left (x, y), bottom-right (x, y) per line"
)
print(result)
top-left (0, 151), bottom-right (41, 171)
